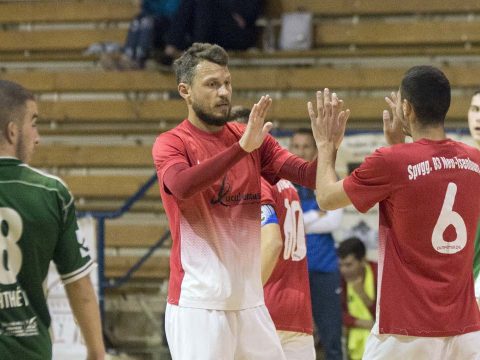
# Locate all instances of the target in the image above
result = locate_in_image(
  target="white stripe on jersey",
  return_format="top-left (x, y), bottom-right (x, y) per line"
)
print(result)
top-left (61, 260), bottom-right (96, 285)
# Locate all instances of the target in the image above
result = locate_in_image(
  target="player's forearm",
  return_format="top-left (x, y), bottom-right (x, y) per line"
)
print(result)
top-left (278, 155), bottom-right (317, 189)
top-left (65, 276), bottom-right (105, 360)
top-left (261, 224), bottom-right (283, 285)
top-left (315, 144), bottom-right (344, 210)
top-left (304, 208), bottom-right (343, 234)
top-left (164, 142), bottom-right (248, 199)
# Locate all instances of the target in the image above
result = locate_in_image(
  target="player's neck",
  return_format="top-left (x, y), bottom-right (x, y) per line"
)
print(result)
top-left (411, 124), bottom-right (446, 142)
top-left (0, 144), bottom-right (16, 159)
top-left (187, 113), bottom-right (224, 133)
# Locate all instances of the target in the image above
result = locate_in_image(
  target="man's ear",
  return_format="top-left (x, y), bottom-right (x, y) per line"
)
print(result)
top-left (178, 83), bottom-right (191, 103)
top-left (403, 99), bottom-right (412, 118)
top-left (5, 121), bottom-right (18, 145)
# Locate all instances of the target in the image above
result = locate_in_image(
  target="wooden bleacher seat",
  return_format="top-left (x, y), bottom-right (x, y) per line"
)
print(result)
top-left (34, 96), bottom-right (470, 134)
top-left (31, 145), bottom-right (153, 168)
top-left (0, 71), bottom-right (177, 92)
top-left (105, 224), bottom-right (169, 248)
top-left (0, 1), bottom-right (137, 24)
top-left (62, 175), bottom-right (158, 199)
top-left (265, 0), bottom-right (480, 17)
top-left (31, 145), bottom-right (161, 212)
top-left (314, 20), bottom-right (480, 48)
top-left (0, 29), bottom-right (126, 53)
top-left (104, 224), bottom-right (170, 280)
top-left (2, 65), bottom-right (480, 93)
top-left (105, 255), bottom-right (169, 280)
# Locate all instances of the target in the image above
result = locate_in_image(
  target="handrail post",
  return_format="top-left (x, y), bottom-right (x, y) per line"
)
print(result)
top-left (97, 216), bottom-right (106, 323)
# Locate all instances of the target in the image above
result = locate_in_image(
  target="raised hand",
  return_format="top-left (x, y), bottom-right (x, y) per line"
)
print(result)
top-left (239, 95), bottom-right (273, 153)
top-left (308, 88), bottom-right (350, 150)
top-left (384, 91), bottom-right (407, 145)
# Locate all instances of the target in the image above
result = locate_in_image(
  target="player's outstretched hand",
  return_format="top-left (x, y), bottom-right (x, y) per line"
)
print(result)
top-left (384, 91), bottom-right (407, 145)
top-left (239, 95), bottom-right (273, 153)
top-left (308, 88), bottom-right (350, 150)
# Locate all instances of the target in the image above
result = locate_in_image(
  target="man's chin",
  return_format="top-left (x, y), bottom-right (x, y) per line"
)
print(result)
top-left (200, 116), bottom-right (229, 127)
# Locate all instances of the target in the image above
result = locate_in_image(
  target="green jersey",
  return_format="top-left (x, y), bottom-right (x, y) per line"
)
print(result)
top-left (0, 158), bottom-right (93, 360)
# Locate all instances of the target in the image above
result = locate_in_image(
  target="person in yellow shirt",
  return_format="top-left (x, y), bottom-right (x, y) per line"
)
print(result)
top-left (337, 237), bottom-right (377, 360)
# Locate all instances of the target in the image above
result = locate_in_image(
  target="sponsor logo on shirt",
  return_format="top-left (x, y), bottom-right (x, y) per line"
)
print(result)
top-left (0, 316), bottom-right (39, 337)
top-left (408, 156), bottom-right (480, 181)
top-left (210, 176), bottom-right (260, 206)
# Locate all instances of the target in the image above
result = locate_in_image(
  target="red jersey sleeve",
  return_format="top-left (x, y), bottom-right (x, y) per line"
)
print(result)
top-left (153, 130), bottom-right (248, 199)
top-left (259, 134), bottom-right (316, 188)
top-left (343, 148), bottom-right (392, 213)
top-left (261, 178), bottom-right (276, 206)
top-left (152, 132), bottom-right (190, 184)
top-left (259, 134), bottom-right (293, 184)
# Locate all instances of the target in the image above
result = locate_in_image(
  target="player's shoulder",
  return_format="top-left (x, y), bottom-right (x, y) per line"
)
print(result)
top-left (153, 121), bottom-right (191, 150)
top-left (19, 164), bottom-right (72, 195)
top-left (455, 140), bottom-right (480, 156)
top-left (156, 120), bottom-right (189, 139)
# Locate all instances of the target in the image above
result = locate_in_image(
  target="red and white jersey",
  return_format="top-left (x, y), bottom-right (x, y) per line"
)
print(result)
top-left (261, 179), bottom-right (313, 334)
top-left (344, 138), bottom-right (480, 337)
top-left (152, 120), bottom-right (291, 310)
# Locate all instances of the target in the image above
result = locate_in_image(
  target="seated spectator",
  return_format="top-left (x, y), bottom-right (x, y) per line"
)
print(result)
top-left (337, 237), bottom-right (377, 360)
top-left (162, 0), bottom-right (262, 63)
top-left (102, 0), bottom-right (180, 70)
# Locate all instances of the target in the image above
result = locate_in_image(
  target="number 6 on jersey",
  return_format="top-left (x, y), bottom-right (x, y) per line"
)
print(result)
top-left (431, 182), bottom-right (467, 254)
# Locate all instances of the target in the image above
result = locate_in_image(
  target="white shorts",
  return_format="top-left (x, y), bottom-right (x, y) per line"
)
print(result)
top-left (363, 331), bottom-right (480, 360)
top-left (277, 331), bottom-right (315, 360)
top-left (165, 303), bottom-right (286, 360)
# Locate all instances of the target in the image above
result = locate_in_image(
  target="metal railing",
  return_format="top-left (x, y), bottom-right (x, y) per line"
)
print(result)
top-left (77, 172), bottom-right (170, 322)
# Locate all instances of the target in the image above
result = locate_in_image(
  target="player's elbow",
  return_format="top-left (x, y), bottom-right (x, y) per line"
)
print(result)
top-left (315, 192), bottom-right (339, 211)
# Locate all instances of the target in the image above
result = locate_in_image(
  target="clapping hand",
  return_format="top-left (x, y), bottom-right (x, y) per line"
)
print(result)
top-left (384, 91), bottom-right (408, 145)
top-left (239, 95), bottom-right (273, 153)
top-left (308, 88), bottom-right (350, 150)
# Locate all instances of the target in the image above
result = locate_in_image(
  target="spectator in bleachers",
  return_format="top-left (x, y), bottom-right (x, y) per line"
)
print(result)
top-left (337, 237), bottom-right (377, 360)
top-left (290, 128), bottom-right (344, 360)
top-left (102, 0), bottom-right (180, 70)
top-left (162, 0), bottom-right (262, 64)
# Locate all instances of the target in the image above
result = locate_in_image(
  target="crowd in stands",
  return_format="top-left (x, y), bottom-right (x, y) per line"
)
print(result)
top-left (102, 0), bottom-right (262, 70)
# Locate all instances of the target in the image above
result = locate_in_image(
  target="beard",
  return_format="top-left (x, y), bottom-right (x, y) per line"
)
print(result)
top-left (192, 101), bottom-right (231, 127)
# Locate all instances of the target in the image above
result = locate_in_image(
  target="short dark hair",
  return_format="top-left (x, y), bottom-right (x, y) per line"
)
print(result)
top-left (0, 80), bottom-right (34, 139)
top-left (173, 42), bottom-right (229, 85)
top-left (337, 237), bottom-right (366, 261)
top-left (400, 65), bottom-right (450, 126)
